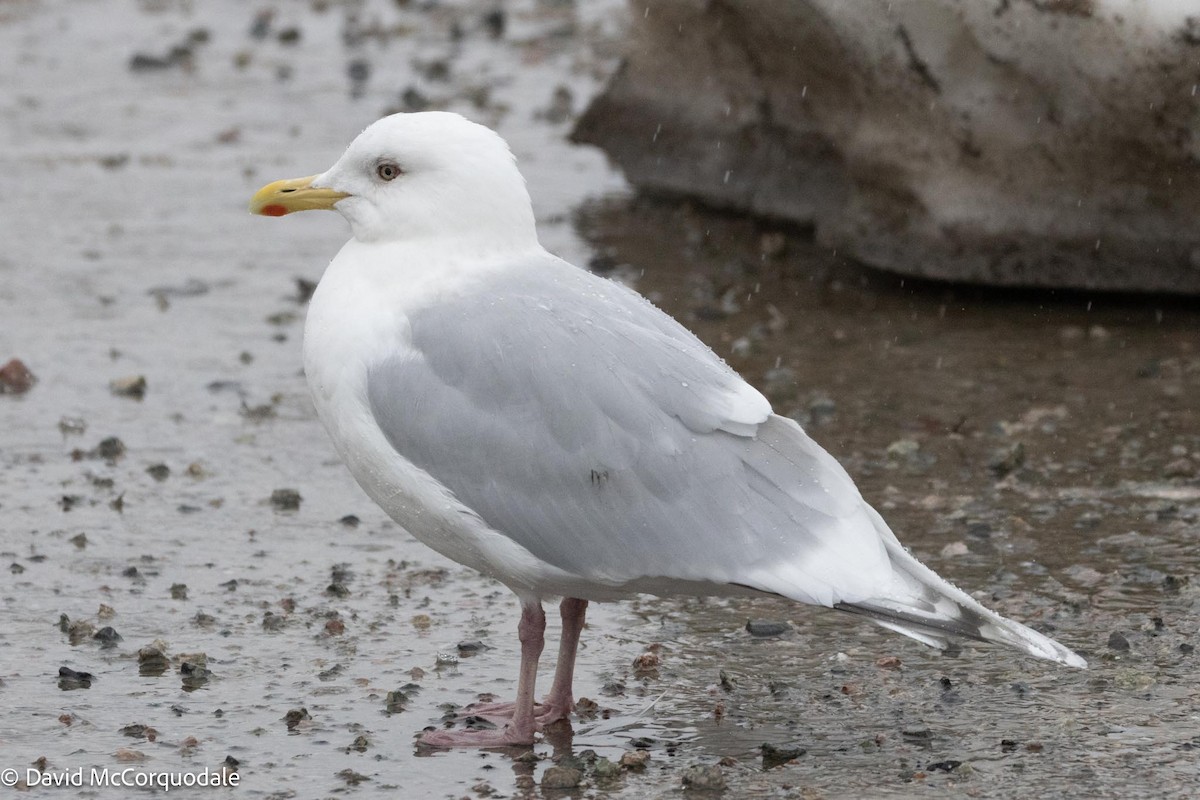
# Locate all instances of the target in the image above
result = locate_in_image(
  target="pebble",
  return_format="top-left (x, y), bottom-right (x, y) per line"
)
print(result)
top-left (987, 441), bottom-right (1026, 476)
top-left (146, 463), bottom-right (170, 481)
top-left (593, 757), bottom-right (621, 779)
top-left (541, 766), bottom-right (583, 789)
top-left (761, 742), bottom-right (805, 768)
top-left (58, 667), bottom-right (94, 690)
top-left (745, 619), bottom-right (790, 637)
top-left (632, 651), bottom-right (661, 674)
top-left (681, 764), bottom-right (726, 791)
top-left (886, 438), bottom-right (921, 462)
top-left (0, 357), bottom-right (35, 393)
top-left (93, 626), bottom-right (122, 648)
top-left (619, 749), bottom-right (650, 769)
top-left (284, 708), bottom-right (311, 730)
top-left (1107, 631), bottom-right (1130, 651)
top-left (109, 375), bottom-right (147, 399)
top-left (269, 488), bottom-right (302, 511)
top-left (1163, 458), bottom-right (1194, 479)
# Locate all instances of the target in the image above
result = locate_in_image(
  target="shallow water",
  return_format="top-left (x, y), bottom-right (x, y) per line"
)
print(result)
top-left (2, 1), bottom-right (1199, 798)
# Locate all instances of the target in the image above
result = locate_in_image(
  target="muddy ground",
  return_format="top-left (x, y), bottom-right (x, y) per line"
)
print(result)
top-left (1, 1), bottom-right (1199, 798)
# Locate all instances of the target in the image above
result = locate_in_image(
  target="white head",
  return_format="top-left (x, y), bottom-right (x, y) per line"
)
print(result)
top-left (251, 112), bottom-right (538, 251)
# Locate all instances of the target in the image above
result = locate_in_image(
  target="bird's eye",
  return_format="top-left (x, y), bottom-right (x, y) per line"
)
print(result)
top-left (375, 161), bottom-right (402, 181)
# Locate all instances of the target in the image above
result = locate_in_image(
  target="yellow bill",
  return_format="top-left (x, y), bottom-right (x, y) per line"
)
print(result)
top-left (249, 175), bottom-right (349, 217)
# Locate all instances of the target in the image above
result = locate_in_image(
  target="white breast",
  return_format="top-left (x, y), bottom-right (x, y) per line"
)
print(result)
top-left (301, 239), bottom-right (575, 597)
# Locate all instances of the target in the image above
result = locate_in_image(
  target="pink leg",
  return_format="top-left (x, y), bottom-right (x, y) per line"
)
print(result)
top-left (466, 598), bottom-right (588, 727)
top-left (540, 598), bottom-right (588, 724)
top-left (419, 601), bottom-right (545, 747)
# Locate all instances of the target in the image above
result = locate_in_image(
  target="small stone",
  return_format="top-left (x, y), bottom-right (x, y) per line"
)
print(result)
top-left (619, 749), bottom-right (650, 769)
top-left (940, 541), bottom-right (969, 557)
top-left (1163, 458), bottom-right (1194, 479)
top-left (70, 533), bottom-right (88, 549)
top-left (593, 757), bottom-right (621, 779)
top-left (93, 626), bottom-right (122, 647)
top-left (987, 442), bottom-right (1025, 476)
top-left (886, 438), bottom-right (920, 462)
top-left (457, 640), bottom-right (488, 654)
top-left (0, 358), bottom-right (36, 394)
top-left (146, 463), bottom-right (171, 481)
top-left (541, 766), bottom-right (583, 789)
top-left (109, 375), bottom-right (147, 400)
top-left (482, 8), bottom-right (505, 38)
top-left (269, 488), bottom-right (301, 511)
top-left (632, 651), bottom-right (661, 674)
top-left (138, 644), bottom-right (170, 675)
top-left (96, 436), bottom-right (127, 462)
top-left (324, 618), bottom-right (345, 636)
top-left (1107, 631), bottom-right (1130, 651)
top-left (335, 769), bottom-right (369, 785)
top-left (745, 619), bottom-right (790, 637)
top-left (58, 667), bottom-right (95, 690)
top-left (411, 614), bottom-right (432, 630)
top-left (875, 655), bottom-right (902, 670)
top-left (681, 764), bottom-right (726, 791)
top-left (761, 742), bottom-right (805, 768)
top-left (262, 612), bottom-right (286, 632)
top-left (284, 708), bottom-right (311, 730)
top-left (67, 619), bottom-right (95, 645)
top-left (339, 514), bottom-right (360, 527)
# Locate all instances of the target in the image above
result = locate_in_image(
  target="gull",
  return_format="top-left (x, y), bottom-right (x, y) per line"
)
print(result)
top-left (250, 112), bottom-right (1085, 747)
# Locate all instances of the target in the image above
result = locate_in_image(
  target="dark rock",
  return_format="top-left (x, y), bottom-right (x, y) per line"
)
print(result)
top-left (1107, 631), bottom-right (1131, 651)
top-left (58, 667), bottom-right (94, 690)
top-left (481, 9), bottom-right (505, 39)
top-left (761, 742), bottom-right (805, 768)
top-left (169, 583), bottom-right (187, 600)
top-left (339, 514), bottom-right (360, 527)
top-left (284, 708), bottom-right (311, 730)
top-left (457, 640), bottom-right (489, 654)
top-left (93, 626), bottom-right (122, 647)
top-left (146, 463), bottom-right (170, 481)
top-left (745, 619), bottom-right (790, 637)
top-left (269, 488), bottom-right (301, 511)
top-left (180, 660), bottom-right (213, 690)
top-left (927, 760), bottom-right (963, 772)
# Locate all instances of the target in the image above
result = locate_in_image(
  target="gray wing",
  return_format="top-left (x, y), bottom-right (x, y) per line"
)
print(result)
top-left (367, 257), bottom-right (891, 605)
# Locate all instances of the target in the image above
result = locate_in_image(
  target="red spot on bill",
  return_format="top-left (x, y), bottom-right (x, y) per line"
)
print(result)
top-left (261, 204), bottom-right (289, 217)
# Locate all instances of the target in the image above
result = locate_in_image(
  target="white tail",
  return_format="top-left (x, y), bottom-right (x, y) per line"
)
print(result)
top-left (836, 507), bottom-right (1087, 669)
